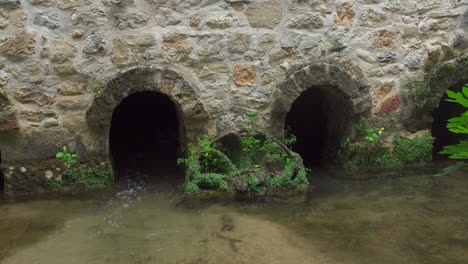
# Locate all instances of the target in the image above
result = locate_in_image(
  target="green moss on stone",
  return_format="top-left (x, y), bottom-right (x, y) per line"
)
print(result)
top-left (338, 134), bottom-right (434, 168)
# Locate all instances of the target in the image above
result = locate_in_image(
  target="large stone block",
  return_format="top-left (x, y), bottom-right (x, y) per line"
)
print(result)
top-left (246, 1), bottom-right (282, 29)
top-left (287, 13), bottom-right (324, 30)
top-left (10, 60), bottom-right (44, 84)
top-left (206, 12), bottom-right (239, 29)
top-left (1, 31), bottom-right (35, 57)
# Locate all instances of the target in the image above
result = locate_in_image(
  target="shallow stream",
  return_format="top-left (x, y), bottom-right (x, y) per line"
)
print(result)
top-left (1, 163), bottom-right (467, 264)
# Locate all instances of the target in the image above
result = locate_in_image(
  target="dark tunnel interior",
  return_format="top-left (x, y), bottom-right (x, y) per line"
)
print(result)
top-left (285, 86), bottom-right (352, 168)
top-left (0, 150), bottom-right (4, 193)
top-left (109, 91), bottom-right (183, 183)
top-left (432, 80), bottom-right (468, 159)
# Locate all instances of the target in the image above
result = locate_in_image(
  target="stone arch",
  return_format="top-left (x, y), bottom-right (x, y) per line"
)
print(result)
top-left (86, 66), bottom-right (210, 161)
top-left (402, 56), bottom-right (468, 157)
top-left (269, 60), bottom-right (371, 166)
top-left (403, 56), bottom-right (468, 133)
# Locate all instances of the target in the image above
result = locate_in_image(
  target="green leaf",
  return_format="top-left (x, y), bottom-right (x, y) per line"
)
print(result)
top-left (72, 154), bottom-right (78, 158)
top-left (56, 152), bottom-right (64, 158)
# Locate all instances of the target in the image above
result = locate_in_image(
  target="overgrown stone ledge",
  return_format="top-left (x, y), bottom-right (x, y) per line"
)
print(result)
top-left (178, 132), bottom-right (308, 194)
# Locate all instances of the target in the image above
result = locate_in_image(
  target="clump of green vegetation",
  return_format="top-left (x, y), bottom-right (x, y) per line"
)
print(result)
top-left (407, 80), bottom-right (432, 110)
top-left (338, 116), bottom-right (434, 167)
top-left (437, 84), bottom-right (468, 175)
top-left (91, 84), bottom-right (104, 96)
top-left (49, 146), bottom-right (113, 188)
top-left (178, 111), bottom-right (308, 194)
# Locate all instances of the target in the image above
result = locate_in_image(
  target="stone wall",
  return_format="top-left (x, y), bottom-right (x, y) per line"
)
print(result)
top-left (0, 0), bottom-right (467, 192)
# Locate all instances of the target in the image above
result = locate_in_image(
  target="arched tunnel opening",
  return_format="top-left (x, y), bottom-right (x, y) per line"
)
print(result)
top-left (109, 91), bottom-right (183, 183)
top-left (285, 86), bottom-right (352, 168)
top-left (432, 80), bottom-right (468, 159)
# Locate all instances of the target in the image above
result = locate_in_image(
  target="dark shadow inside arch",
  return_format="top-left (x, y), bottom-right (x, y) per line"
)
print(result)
top-left (109, 91), bottom-right (184, 184)
top-left (432, 80), bottom-right (468, 159)
top-left (285, 86), bottom-right (353, 168)
top-left (0, 150), bottom-right (3, 194)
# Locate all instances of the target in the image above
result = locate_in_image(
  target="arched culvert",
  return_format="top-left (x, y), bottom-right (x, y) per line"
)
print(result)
top-left (431, 80), bottom-right (468, 159)
top-left (285, 86), bottom-right (353, 167)
top-left (270, 61), bottom-right (371, 168)
top-left (110, 91), bottom-right (181, 181)
top-left (86, 67), bottom-right (210, 183)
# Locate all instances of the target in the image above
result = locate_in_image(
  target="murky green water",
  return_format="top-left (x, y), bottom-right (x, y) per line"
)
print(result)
top-left (1, 164), bottom-right (468, 264)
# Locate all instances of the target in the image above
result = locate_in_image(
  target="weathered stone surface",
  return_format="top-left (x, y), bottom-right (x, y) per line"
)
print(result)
top-left (1, 31), bottom-right (35, 57)
top-left (372, 30), bottom-right (397, 50)
top-left (56, 98), bottom-right (89, 111)
top-left (111, 34), bottom-right (156, 65)
top-left (190, 15), bottom-right (201, 29)
top-left (57, 81), bottom-right (88, 95)
top-left (10, 60), bottom-right (44, 83)
top-left (28, 0), bottom-right (53, 5)
top-left (50, 41), bottom-right (76, 63)
top-left (102, 0), bottom-right (133, 6)
top-left (34, 11), bottom-right (60, 29)
top-left (358, 9), bottom-right (389, 28)
top-left (257, 34), bottom-right (276, 54)
top-left (0, 110), bottom-right (18, 132)
top-left (206, 12), bottom-right (239, 29)
top-left (114, 12), bottom-right (147, 30)
top-left (0, 0), bottom-right (20, 8)
top-left (0, 70), bottom-right (7, 87)
top-left (161, 32), bottom-right (192, 63)
top-left (287, 12), bottom-right (324, 30)
top-left (71, 8), bottom-right (107, 26)
top-left (20, 109), bottom-right (57, 122)
top-left (356, 49), bottom-right (376, 63)
top-left (246, 1), bottom-right (282, 29)
top-left (377, 52), bottom-right (397, 64)
top-left (154, 7), bottom-right (181, 26)
top-left (228, 33), bottom-right (250, 54)
top-left (269, 48), bottom-right (298, 65)
top-left (83, 34), bottom-right (106, 54)
top-left (280, 31), bottom-right (303, 48)
top-left (233, 64), bottom-right (256, 86)
top-left (57, 0), bottom-right (90, 9)
top-left (381, 95), bottom-right (401, 113)
top-left (310, 0), bottom-right (332, 13)
top-left (333, 2), bottom-right (354, 29)
top-left (376, 81), bottom-right (395, 97)
top-left (72, 30), bottom-right (84, 38)
top-left (13, 87), bottom-right (50, 106)
top-left (198, 35), bottom-right (224, 57)
top-left (404, 53), bottom-right (423, 69)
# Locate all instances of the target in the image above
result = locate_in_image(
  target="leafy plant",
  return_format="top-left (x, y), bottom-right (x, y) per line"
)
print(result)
top-left (91, 84), bottom-right (104, 96)
top-left (52, 146), bottom-right (112, 188)
top-left (354, 116), bottom-right (384, 142)
top-left (178, 111), bottom-right (308, 194)
top-left (339, 117), bottom-right (434, 168)
top-left (437, 85), bottom-right (468, 175)
top-left (56, 146), bottom-right (78, 169)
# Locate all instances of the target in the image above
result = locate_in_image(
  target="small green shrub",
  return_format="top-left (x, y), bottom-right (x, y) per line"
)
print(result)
top-left (393, 134), bottom-right (434, 164)
top-left (51, 146), bottom-right (112, 188)
top-left (338, 128), bottom-right (434, 168)
top-left (178, 112), bottom-right (308, 194)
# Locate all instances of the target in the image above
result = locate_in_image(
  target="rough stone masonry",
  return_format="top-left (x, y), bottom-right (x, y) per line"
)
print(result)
top-left (0, 0), bottom-right (467, 192)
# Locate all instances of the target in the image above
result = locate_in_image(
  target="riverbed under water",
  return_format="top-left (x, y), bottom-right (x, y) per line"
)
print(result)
top-left (1, 163), bottom-right (467, 264)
